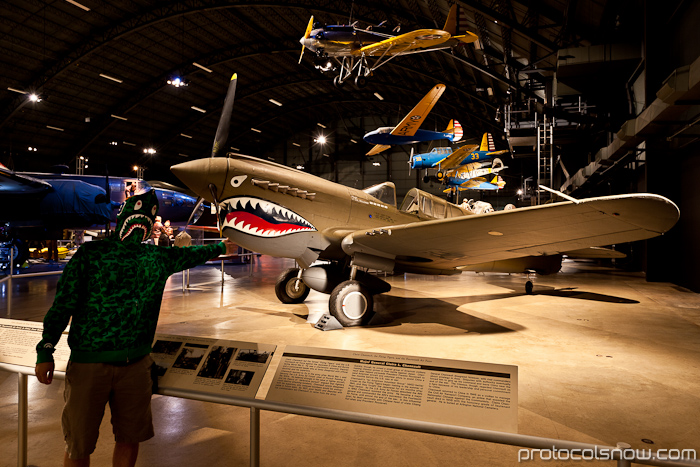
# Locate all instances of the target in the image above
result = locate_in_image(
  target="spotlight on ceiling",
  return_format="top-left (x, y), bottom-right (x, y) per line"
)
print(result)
top-left (167, 77), bottom-right (189, 87)
top-left (143, 148), bottom-right (156, 155)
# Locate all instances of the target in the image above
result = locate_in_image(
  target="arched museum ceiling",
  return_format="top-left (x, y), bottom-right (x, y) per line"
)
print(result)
top-left (0, 0), bottom-right (660, 185)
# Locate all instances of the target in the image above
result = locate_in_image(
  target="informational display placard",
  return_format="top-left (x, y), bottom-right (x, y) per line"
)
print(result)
top-left (0, 318), bottom-right (70, 371)
top-left (151, 334), bottom-right (276, 399)
top-left (266, 346), bottom-right (518, 432)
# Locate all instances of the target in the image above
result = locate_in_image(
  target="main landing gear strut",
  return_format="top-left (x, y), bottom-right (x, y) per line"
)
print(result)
top-left (274, 264), bottom-right (390, 327)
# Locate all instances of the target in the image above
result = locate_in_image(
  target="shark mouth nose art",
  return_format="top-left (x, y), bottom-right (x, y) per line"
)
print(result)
top-left (219, 197), bottom-right (316, 237)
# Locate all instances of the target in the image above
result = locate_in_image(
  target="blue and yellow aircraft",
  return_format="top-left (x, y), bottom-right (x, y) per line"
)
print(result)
top-left (363, 84), bottom-right (463, 156)
top-left (409, 132), bottom-right (509, 180)
top-left (299, 5), bottom-right (477, 87)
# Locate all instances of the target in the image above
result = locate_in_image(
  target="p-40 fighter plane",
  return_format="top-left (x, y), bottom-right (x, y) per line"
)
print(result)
top-left (363, 84), bottom-right (462, 156)
top-left (170, 74), bottom-right (680, 328)
top-left (298, 5), bottom-right (478, 88)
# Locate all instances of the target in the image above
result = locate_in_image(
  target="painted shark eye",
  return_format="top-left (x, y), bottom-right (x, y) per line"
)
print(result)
top-left (151, 205), bottom-right (157, 216)
top-left (230, 175), bottom-right (247, 188)
top-left (134, 200), bottom-right (142, 210)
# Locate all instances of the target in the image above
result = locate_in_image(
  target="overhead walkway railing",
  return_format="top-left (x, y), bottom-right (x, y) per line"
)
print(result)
top-left (1, 361), bottom-right (698, 467)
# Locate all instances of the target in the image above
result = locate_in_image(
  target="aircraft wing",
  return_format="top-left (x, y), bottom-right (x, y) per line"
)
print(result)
top-left (0, 167), bottom-right (53, 195)
top-left (340, 194), bottom-right (679, 272)
top-left (390, 83), bottom-right (446, 138)
top-left (437, 144), bottom-right (479, 170)
top-left (355, 29), bottom-right (451, 57)
top-left (366, 144), bottom-right (392, 156)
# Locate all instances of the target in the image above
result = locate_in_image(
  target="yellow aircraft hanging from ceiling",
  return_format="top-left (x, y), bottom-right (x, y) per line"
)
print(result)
top-left (170, 74), bottom-right (681, 328)
top-left (298, 5), bottom-right (478, 87)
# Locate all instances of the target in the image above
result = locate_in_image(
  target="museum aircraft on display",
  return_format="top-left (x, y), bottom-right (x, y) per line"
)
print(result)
top-left (363, 84), bottom-right (462, 156)
top-left (0, 164), bottom-right (203, 267)
top-left (298, 5), bottom-right (478, 88)
top-left (170, 74), bottom-right (681, 328)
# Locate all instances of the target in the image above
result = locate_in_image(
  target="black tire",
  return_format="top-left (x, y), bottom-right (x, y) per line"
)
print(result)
top-left (329, 280), bottom-right (374, 327)
top-left (333, 76), bottom-right (345, 88)
top-left (274, 268), bottom-right (310, 304)
top-left (355, 76), bottom-right (367, 88)
top-left (525, 280), bottom-right (534, 295)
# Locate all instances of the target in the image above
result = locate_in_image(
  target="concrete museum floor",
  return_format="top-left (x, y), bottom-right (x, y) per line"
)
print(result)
top-left (1, 255), bottom-right (699, 466)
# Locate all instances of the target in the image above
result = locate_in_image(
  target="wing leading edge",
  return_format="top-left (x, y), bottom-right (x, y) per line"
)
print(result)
top-left (340, 194), bottom-right (679, 272)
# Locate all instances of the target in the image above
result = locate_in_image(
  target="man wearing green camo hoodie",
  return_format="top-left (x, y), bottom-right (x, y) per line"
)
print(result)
top-left (35, 189), bottom-right (234, 467)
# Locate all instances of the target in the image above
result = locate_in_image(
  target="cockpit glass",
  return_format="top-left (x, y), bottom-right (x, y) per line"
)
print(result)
top-left (362, 182), bottom-right (396, 207)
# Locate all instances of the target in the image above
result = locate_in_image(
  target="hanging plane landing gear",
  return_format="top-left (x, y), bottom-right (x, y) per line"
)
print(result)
top-left (329, 280), bottom-right (374, 326)
top-left (354, 75), bottom-right (367, 88)
top-left (274, 267), bottom-right (310, 304)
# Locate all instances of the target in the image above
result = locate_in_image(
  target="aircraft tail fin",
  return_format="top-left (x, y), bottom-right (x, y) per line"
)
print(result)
top-left (445, 119), bottom-right (463, 142)
top-left (366, 144), bottom-right (391, 156)
top-left (480, 132), bottom-right (496, 152)
top-left (443, 5), bottom-right (478, 44)
top-left (443, 4), bottom-right (457, 35)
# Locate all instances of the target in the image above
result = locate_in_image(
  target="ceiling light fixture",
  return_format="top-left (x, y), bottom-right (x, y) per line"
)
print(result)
top-left (178, 153), bottom-right (189, 157)
top-left (317, 123), bottom-right (327, 128)
top-left (123, 141), bottom-right (135, 146)
top-left (167, 77), bottom-right (189, 87)
top-left (180, 133), bottom-right (192, 138)
top-left (374, 92), bottom-right (384, 100)
top-left (251, 128), bottom-right (262, 133)
top-left (143, 148), bottom-right (156, 154)
top-left (191, 106), bottom-right (206, 113)
top-left (28, 147), bottom-right (37, 152)
top-left (7, 87), bottom-right (26, 94)
top-left (111, 114), bottom-right (127, 121)
top-left (99, 73), bottom-right (123, 84)
top-left (292, 143), bottom-right (301, 147)
top-left (350, 139), bottom-right (357, 143)
top-left (315, 135), bottom-right (327, 144)
top-left (230, 147), bottom-right (239, 151)
top-left (29, 94), bottom-right (42, 102)
top-left (46, 125), bottom-right (64, 131)
top-left (65, 0), bottom-right (90, 11)
top-left (192, 62), bottom-right (213, 73)
top-left (373, 162), bottom-right (381, 166)
top-left (269, 99), bottom-right (283, 106)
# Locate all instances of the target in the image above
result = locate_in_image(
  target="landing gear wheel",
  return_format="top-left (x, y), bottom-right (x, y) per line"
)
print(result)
top-left (355, 76), bottom-right (367, 88)
top-left (525, 280), bottom-right (534, 295)
top-left (333, 76), bottom-right (345, 88)
top-left (423, 175), bottom-right (431, 184)
top-left (329, 280), bottom-right (374, 326)
top-left (436, 170), bottom-right (444, 180)
top-left (275, 268), bottom-right (310, 304)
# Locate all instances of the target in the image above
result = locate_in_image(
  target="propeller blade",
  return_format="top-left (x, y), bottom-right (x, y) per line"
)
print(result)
top-left (211, 73), bottom-right (238, 158)
top-left (299, 16), bottom-right (314, 64)
top-left (209, 183), bottom-right (223, 236)
top-left (408, 147), bottom-right (413, 175)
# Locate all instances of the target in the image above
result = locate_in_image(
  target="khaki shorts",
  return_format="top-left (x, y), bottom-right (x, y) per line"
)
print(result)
top-left (62, 355), bottom-right (155, 459)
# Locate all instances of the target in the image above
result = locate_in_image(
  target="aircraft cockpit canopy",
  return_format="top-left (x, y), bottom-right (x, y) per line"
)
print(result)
top-left (363, 182), bottom-right (396, 207)
top-left (399, 188), bottom-right (469, 220)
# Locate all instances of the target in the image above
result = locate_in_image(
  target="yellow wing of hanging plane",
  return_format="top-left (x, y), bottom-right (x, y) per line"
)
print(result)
top-left (364, 84), bottom-right (446, 157)
top-left (391, 83), bottom-right (446, 137)
top-left (354, 29), bottom-right (452, 57)
top-left (435, 144), bottom-right (479, 170)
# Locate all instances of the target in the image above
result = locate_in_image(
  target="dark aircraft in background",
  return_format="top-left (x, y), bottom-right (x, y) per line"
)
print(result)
top-left (0, 164), bottom-right (204, 268)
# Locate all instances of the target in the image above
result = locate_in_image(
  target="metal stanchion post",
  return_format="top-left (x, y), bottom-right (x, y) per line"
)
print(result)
top-left (250, 407), bottom-right (260, 467)
top-left (616, 442), bottom-right (632, 467)
top-left (18, 373), bottom-right (27, 467)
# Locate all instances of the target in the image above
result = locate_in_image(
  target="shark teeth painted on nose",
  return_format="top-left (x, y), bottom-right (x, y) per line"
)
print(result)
top-left (219, 196), bottom-right (316, 237)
